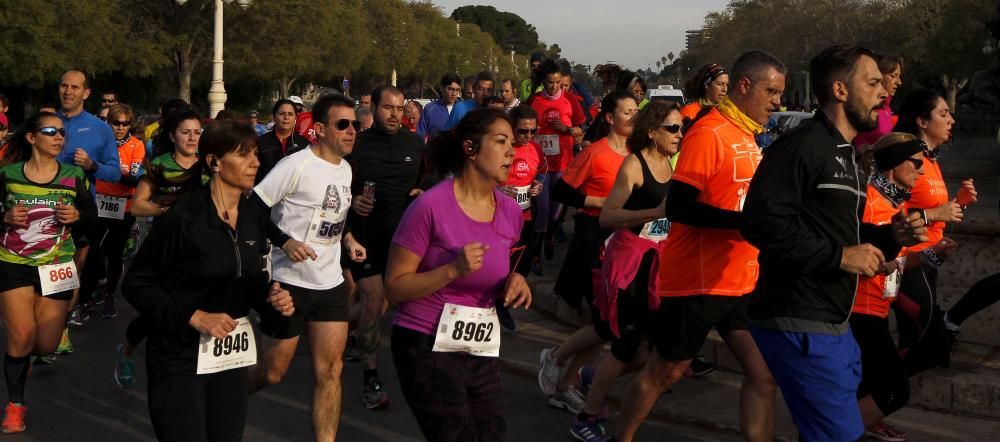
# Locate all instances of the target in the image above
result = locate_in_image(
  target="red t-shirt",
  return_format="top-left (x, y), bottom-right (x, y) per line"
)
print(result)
top-left (503, 142), bottom-right (546, 220)
top-left (531, 94), bottom-right (576, 172)
top-left (903, 153), bottom-right (948, 252)
top-left (561, 138), bottom-right (627, 217)
top-left (296, 111), bottom-right (317, 143)
top-left (853, 184), bottom-right (904, 318)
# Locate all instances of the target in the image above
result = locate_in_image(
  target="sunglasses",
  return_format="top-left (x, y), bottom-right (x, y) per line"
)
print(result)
top-left (111, 120), bottom-right (132, 127)
top-left (517, 128), bottom-right (538, 136)
top-left (905, 158), bottom-right (924, 170)
top-left (98, 115), bottom-right (107, 121)
top-left (37, 127), bottom-right (66, 137)
top-left (331, 119), bottom-right (361, 131)
top-left (659, 124), bottom-right (682, 134)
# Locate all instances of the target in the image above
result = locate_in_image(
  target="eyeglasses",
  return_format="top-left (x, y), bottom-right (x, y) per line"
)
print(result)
top-left (659, 124), bottom-right (682, 134)
top-left (905, 158), bottom-right (924, 170)
top-left (98, 115), bottom-right (107, 121)
top-left (111, 120), bottom-right (132, 127)
top-left (445, 87), bottom-right (462, 94)
top-left (37, 127), bottom-right (66, 137)
top-left (517, 128), bottom-right (537, 136)
top-left (331, 119), bottom-right (361, 131)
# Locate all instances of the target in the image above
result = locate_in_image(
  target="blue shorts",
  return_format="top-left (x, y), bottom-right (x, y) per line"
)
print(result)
top-left (749, 326), bottom-right (864, 442)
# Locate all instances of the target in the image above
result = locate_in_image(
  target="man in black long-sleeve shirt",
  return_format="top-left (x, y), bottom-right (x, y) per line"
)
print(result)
top-left (740, 45), bottom-right (926, 442)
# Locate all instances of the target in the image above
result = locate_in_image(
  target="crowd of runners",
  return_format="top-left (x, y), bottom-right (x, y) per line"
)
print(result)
top-left (0, 42), bottom-right (997, 442)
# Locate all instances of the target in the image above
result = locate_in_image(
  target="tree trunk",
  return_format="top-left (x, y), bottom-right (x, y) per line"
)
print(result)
top-left (277, 77), bottom-right (296, 99)
top-left (942, 74), bottom-right (969, 111)
top-left (174, 45), bottom-right (195, 104)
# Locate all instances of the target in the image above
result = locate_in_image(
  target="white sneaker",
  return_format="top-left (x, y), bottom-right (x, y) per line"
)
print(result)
top-left (549, 385), bottom-right (586, 414)
top-left (538, 347), bottom-right (561, 396)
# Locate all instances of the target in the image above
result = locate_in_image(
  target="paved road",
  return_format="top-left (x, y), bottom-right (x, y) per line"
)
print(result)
top-left (4, 300), bottom-right (739, 441)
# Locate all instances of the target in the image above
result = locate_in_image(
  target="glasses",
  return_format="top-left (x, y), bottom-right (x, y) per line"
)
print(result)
top-left (37, 127), bottom-right (66, 137)
top-left (331, 119), bottom-right (361, 131)
top-left (906, 158), bottom-right (924, 170)
top-left (445, 87), bottom-right (462, 94)
top-left (517, 128), bottom-right (537, 136)
top-left (659, 124), bottom-right (681, 134)
top-left (111, 120), bottom-right (132, 127)
top-left (98, 115), bottom-right (107, 121)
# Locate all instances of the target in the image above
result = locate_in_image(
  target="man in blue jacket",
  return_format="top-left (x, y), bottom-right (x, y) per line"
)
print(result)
top-left (441, 71), bottom-right (495, 131)
top-left (415, 73), bottom-right (462, 141)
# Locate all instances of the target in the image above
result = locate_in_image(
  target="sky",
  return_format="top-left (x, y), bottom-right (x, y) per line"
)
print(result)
top-left (430, 0), bottom-right (731, 70)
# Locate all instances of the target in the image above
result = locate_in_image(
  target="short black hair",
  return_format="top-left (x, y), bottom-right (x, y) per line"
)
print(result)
top-left (809, 45), bottom-right (876, 106)
top-left (510, 105), bottom-right (538, 124)
top-left (475, 71), bottom-right (496, 88)
top-left (272, 99), bottom-right (296, 116)
top-left (440, 72), bottom-right (462, 88)
top-left (312, 93), bottom-right (356, 124)
top-left (730, 50), bottom-right (786, 86)
top-left (370, 86), bottom-right (403, 110)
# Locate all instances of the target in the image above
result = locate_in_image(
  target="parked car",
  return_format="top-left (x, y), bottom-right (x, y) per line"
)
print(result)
top-left (757, 111), bottom-right (814, 148)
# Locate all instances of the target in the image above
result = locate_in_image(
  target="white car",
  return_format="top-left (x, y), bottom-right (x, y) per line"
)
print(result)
top-left (646, 85), bottom-right (685, 106)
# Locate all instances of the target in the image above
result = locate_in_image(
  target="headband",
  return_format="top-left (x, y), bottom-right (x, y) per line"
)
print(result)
top-left (702, 64), bottom-right (727, 89)
top-left (873, 139), bottom-right (925, 171)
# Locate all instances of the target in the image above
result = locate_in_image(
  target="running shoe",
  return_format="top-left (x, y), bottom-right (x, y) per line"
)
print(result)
top-left (1, 403), bottom-right (25, 434)
top-left (31, 354), bottom-right (56, 366)
top-left (67, 306), bottom-right (85, 326)
top-left (363, 377), bottom-right (391, 410)
top-left (570, 414), bottom-right (608, 442)
top-left (549, 385), bottom-right (586, 414)
top-left (690, 355), bottom-right (716, 377)
top-left (496, 300), bottom-right (516, 331)
top-left (865, 421), bottom-right (907, 441)
top-left (577, 365), bottom-right (595, 395)
top-left (114, 344), bottom-right (136, 389)
top-left (101, 295), bottom-right (118, 319)
top-left (538, 347), bottom-right (561, 396)
top-left (55, 329), bottom-right (73, 355)
top-left (344, 335), bottom-right (361, 362)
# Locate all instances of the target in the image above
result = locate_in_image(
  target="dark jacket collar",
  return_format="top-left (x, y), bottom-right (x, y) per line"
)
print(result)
top-left (811, 110), bottom-right (852, 147)
top-left (200, 184), bottom-right (249, 229)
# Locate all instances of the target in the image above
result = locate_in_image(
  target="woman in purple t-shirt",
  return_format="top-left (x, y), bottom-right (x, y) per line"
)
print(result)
top-left (385, 108), bottom-right (532, 441)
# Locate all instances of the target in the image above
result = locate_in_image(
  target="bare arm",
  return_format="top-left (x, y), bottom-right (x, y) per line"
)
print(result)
top-left (129, 177), bottom-right (167, 217)
top-left (599, 155), bottom-right (666, 230)
top-left (384, 242), bottom-right (486, 304)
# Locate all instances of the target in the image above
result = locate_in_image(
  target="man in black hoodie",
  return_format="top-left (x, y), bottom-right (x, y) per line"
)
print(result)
top-left (741, 45), bottom-right (927, 442)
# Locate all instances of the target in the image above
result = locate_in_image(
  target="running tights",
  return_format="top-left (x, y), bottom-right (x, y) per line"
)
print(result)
top-left (147, 368), bottom-right (248, 442)
top-left (947, 272), bottom-right (1000, 326)
top-left (3, 354), bottom-right (29, 404)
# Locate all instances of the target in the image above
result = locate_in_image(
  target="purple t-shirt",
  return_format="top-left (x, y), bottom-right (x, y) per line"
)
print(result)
top-left (392, 178), bottom-right (523, 335)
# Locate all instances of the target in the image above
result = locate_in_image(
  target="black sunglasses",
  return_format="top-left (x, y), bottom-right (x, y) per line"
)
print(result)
top-left (517, 128), bottom-right (538, 136)
top-left (37, 127), bottom-right (66, 137)
top-left (659, 124), bottom-right (682, 134)
top-left (111, 120), bottom-right (132, 127)
top-left (331, 119), bottom-right (361, 131)
top-left (905, 158), bottom-right (924, 170)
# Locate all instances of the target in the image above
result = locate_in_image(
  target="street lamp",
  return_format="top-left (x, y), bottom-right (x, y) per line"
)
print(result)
top-left (175, 0), bottom-right (253, 118)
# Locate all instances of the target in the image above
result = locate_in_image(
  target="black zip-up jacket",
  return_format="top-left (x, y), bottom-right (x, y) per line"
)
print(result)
top-left (256, 130), bottom-right (310, 185)
top-left (741, 111), bottom-right (901, 335)
top-left (123, 186), bottom-right (290, 379)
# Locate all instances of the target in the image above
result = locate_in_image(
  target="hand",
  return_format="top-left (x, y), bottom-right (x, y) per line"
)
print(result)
top-left (408, 188), bottom-right (423, 198)
top-left (451, 242), bottom-right (490, 277)
top-left (931, 237), bottom-right (959, 258)
top-left (73, 148), bottom-right (94, 171)
top-left (529, 180), bottom-right (543, 197)
top-left (54, 203), bottom-right (79, 224)
top-left (498, 185), bottom-right (516, 198)
top-left (3, 205), bottom-right (29, 228)
top-left (892, 211), bottom-right (929, 246)
top-left (267, 282), bottom-right (295, 317)
top-left (352, 194), bottom-right (374, 217)
top-left (840, 243), bottom-right (885, 277)
top-left (345, 236), bottom-right (367, 262)
top-left (589, 196), bottom-right (607, 209)
top-left (502, 272), bottom-right (532, 309)
top-left (281, 238), bottom-right (317, 262)
top-left (926, 202), bottom-right (963, 223)
top-left (550, 120), bottom-right (568, 133)
top-left (954, 178), bottom-right (978, 207)
top-left (189, 310), bottom-right (237, 340)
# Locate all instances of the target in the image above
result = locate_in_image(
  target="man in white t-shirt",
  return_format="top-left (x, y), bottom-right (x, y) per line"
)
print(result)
top-left (250, 93), bottom-right (365, 440)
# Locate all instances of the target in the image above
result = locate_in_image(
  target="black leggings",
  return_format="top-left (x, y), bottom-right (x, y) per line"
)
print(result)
top-left (80, 215), bottom-right (136, 302)
top-left (850, 314), bottom-right (909, 416)
top-left (147, 367), bottom-right (248, 442)
top-left (554, 214), bottom-right (609, 310)
top-left (947, 272), bottom-right (1000, 326)
top-left (391, 326), bottom-right (505, 442)
top-left (126, 317), bottom-right (149, 347)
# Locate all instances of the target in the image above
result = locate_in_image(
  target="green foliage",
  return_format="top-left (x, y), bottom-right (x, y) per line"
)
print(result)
top-left (451, 5), bottom-right (541, 54)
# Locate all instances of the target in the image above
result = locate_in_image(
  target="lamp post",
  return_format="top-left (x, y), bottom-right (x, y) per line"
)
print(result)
top-left (174, 0), bottom-right (252, 118)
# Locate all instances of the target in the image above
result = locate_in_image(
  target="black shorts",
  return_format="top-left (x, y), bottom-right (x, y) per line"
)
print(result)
top-left (0, 260), bottom-right (74, 301)
top-left (258, 283), bottom-right (350, 339)
top-left (652, 294), bottom-right (749, 361)
top-left (348, 236), bottom-right (390, 280)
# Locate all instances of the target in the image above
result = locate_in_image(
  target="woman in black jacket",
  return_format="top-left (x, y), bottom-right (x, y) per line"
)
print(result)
top-left (123, 120), bottom-right (294, 442)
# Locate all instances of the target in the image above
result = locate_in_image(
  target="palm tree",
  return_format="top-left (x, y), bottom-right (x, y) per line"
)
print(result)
top-left (667, 52), bottom-right (675, 64)
top-left (656, 60), bottom-right (662, 72)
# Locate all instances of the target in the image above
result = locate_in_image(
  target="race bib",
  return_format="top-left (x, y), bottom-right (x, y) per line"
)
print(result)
top-left (639, 218), bottom-right (670, 242)
top-left (883, 257), bottom-right (906, 300)
top-left (514, 185), bottom-right (531, 210)
top-left (96, 194), bottom-right (127, 220)
top-left (433, 303), bottom-right (501, 357)
top-left (304, 207), bottom-right (344, 247)
top-left (38, 261), bottom-right (80, 296)
top-left (538, 134), bottom-right (560, 156)
top-left (196, 316), bottom-right (257, 374)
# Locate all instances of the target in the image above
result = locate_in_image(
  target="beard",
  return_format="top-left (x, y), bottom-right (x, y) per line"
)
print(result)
top-left (846, 96), bottom-right (880, 133)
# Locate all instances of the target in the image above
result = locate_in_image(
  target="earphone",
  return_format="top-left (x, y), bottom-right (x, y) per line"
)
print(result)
top-left (464, 140), bottom-right (479, 155)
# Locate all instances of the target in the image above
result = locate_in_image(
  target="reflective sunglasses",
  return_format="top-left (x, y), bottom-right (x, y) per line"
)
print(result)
top-left (517, 128), bottom-right (537, 136)
top-left (332, 119), bottom-right (361, 131)
top-left (111, 120), bottom-right (132, 127)
top-left (659, 124), bottom-right (682, 134)
top-left (905, 158), bottom-right (924, 170)
top-left (37, 127), bottom-right (66, 137)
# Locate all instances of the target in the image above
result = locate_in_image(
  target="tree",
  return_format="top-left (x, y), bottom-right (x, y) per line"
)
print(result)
top-left (451, 5), bottom-right (541, 54)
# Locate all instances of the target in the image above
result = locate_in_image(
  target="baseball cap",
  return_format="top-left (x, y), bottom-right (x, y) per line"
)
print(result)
top-left (288, 96), bottom-right (304, 105)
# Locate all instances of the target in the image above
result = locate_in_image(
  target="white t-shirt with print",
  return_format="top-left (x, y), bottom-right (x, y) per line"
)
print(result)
top-left (254, 147), bottom-right (352, 290)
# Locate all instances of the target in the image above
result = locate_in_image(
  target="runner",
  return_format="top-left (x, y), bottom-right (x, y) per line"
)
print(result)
top-left (144, 98), bottom-right (191, 156)
top-left (680, 63), bottom-right (729, 125)
top-left (347, 86), bottom-right (425, 410)
top-left (0, 112), bottom-right (96, 433)
top-left (740, 45), bottom-right (925, 442)
top-left (539, 90), bottom-right (635, 415)
top-left (615, 51), bottom-right (786, 442)
top-left (78, 104), bottom-right (145, 320)
top-left (617, 71), bottom-right (648, 109)
top-left (521, 51), bottom-right (545, 100)
top-left (113, 109), bottom-right (204, 389)
top-left (122, 120), bottom-right (295, 442)
top-left (249, 94), bottom-right (367, 440)
top-left (854, 54), bottom-right (904, 148)
top-left (416, 73), bottom-right (462, 141)
top-left (385, 107), bottom-right (531, 441)
top-left (570, 101), bottom-right (682, 441)
top-left (257, 98), bottom-right (310, 184)
top-left (443, 71), bottom-right (496, 131)
top-left (501, 78), bottom-right (521, 112)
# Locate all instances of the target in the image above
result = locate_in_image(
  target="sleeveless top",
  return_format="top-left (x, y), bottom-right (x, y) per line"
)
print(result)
top-left (624, 151), bottom-right (670, 235)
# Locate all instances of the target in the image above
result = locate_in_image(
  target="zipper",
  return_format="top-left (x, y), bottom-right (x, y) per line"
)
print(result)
top-left (845, 144), bottom-right (861, 325)
top-left (227, 228), bottom-right (242, 278)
